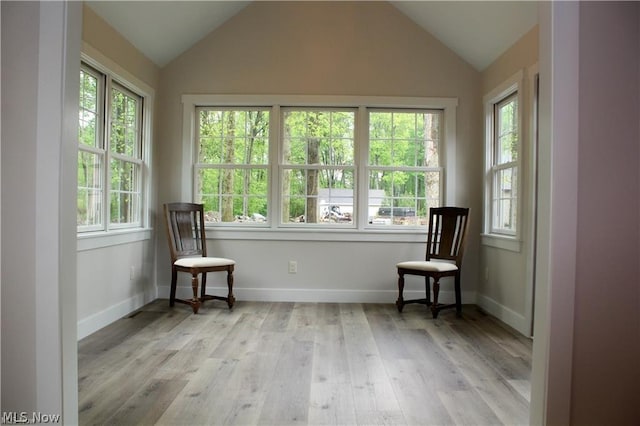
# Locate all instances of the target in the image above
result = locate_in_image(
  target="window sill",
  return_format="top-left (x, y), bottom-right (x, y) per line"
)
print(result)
top-left (205, 228), bottom-right (428, 243)
top-left (77, 228), bottom-right (152, 251)
top-left (481, 233), bottom-right (522, 252)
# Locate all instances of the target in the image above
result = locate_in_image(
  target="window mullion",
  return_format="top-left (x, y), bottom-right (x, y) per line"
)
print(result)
top-left (270, 105), bottom-right (281, 230)
top-left (355, 106), bottom-right (368, 230)
top-left (103, 76), bottom-right (113, 232)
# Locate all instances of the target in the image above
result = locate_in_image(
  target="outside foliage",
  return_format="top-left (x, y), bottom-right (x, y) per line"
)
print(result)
top-left (493, 93), bottom-right (518, 233)
top-left (368, 110), bottom-right (441, 225)
top-left (196, 109), bottom-right (269, 222)
top-left (77, 66), bottom-right (142, 230)
top-left (196, 107), bottom-right (442, 227)
top-left (77, 68), bottom-right (102, 227)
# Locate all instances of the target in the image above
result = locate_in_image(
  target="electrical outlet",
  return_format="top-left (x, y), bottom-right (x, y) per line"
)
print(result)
top-left (288, 260), bottom-right (297, 274)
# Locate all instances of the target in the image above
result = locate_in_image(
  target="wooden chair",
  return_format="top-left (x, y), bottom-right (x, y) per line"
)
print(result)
top-left (163, 202), bottom-right (235, 313)
top-left (396, 207), bottom-right (470, 318)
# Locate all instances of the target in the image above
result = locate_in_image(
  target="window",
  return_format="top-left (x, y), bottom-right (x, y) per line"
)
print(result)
top-left (77, 62), bottom-right (147, 232)
top-left (281, 109), bottom-right (355, 225)
top-left (195, 108), bottom-right (269, 224)
top-left (183, 95), bottom-right (457, 235)
top-left (368, 110), bottom-right (442, 226)
top-left (492, 94), bottom-right (518, 234)
top-left (484, 71), bottom-right (522, 240)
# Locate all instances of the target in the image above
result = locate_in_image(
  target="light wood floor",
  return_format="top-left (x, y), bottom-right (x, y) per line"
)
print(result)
top-left (78, 300), bottom-right (531, 426)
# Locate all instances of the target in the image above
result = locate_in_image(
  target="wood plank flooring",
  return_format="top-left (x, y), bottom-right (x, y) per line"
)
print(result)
top-left (78, 301), bottom-right (531, 426)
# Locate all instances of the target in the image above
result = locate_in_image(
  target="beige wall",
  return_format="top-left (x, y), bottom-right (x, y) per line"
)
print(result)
top-left (478, 26), bottom-right (539, 334)
top-left (482, 26), bottom-right (539, 94)
top-left (156, 1), bottom-right (484, 303)
top-left (82, 4), bottom-right (159, 89)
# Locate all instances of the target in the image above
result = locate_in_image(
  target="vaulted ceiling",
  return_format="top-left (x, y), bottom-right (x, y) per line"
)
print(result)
top-left (86, 1), bottom-right (538, 71)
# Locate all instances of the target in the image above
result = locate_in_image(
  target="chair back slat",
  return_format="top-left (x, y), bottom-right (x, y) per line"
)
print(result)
top-left (425, 207), bottom-right (470, 265)
top-left (164, 203), bottom-right (208, 261)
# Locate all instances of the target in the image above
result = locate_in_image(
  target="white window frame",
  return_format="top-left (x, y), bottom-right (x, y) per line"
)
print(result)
top-left (482, 70), bottom-right (523, 251)
top-left (279, 107), bottom-right (358, 229)
top-left (77, 44), bottom-right (154, 251)
top-left (366, 108), bottom-right (444, 229)
top-left (181, 95), bottom-right (457, 242)
top-left (194, 106), bottom-right (271, 228)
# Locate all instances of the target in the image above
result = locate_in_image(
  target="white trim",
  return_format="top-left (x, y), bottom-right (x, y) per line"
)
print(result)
top-left (77, 228), bottom-right (152, 251)
top-left (162, 285), bottom-right (476, 305)
top-left (181, 94), bottom-right (458, 235)
top-left (524, 62), bottom-right (539, 338)
top-left (82, 41), bottom-right (154, 97)
top-left (476, 294), bottom-right (530, 337)
top-left (206, 228), bottom-right (429, 243)
top-left (182, 94), bottom-right (458, 109)
top-left (79, 43), bottom-right (155, 232)
top-left (480, 233), bottom-right (522, 252)
top-left (77, 289), bottom-right (156, 340)
top-left (483, 70), bottom-right (524, 244)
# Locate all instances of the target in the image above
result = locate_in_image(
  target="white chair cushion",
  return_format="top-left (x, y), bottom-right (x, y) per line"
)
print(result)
top-left (396, 260), bottom-right (458, 272)
top-left (175, 257), bottom-right (235, 268)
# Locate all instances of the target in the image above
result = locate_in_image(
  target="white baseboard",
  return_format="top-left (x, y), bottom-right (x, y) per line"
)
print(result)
top-left (476, 293), bottom-right (530, 336)
top-left (77, 289), bottom-right (155, 340)
top-left (159, 285), bottom-right (476, 305)
top-left (79, 286), bottom-right (484, 340)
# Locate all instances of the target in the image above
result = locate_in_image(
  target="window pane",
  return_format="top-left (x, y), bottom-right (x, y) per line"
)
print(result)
top-left (198, 109), bottom-right (269, 165)
top-left (369, 111), bottom-right (441, 168)
top-left (282, 167), bottom-right (354, 225)
top-left (492, 166), bottom-right (518, 232)
top-left (283, 110), bottom-right (355, 166)
top-left (496, 95), bottom-right (518, 164)
top-left (77, 151), bottom-right (103, 227)
top-left (368, 170), bottom-right (439, 226)
top-left (109, 159), bottom-right (140, 224)
top-left (196, 108), bottom-right (270, 225)
top-left (196, 167), bottom-right (269, 223)
top-left (368, 110), bottom-right (441, 227)
top-left (79, 69), bottom-right (100, 148)
top-left (110, 86), bottom-right (141, 157)
top-left (281, 109), bottom-right (356, 226)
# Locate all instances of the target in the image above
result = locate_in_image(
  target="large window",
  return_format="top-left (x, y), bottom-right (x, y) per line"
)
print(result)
top-left (484, 72), bottom-right (521, 239)
top-left (77, 62), bottom-right (146, 232)
top-left (185, 95), bottom-right (456, 233)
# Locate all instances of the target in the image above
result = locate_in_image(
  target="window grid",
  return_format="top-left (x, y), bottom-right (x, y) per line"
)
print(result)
top-left (195, 108), bottom-right (270, 225)
top-left (490, 92), bottom-right (519, 235)
top-left (281, 109), bottom-right (356, 226)
top-left (77, 62), bottom-right (145, 232)
top-left (186, 98), bottom-right (452, 231)
top-left (367, 110), bottom-right (443, 227)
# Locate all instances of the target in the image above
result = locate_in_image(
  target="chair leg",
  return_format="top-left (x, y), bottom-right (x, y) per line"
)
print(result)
top-left (200, 272), bottom-right (207, 302)
top-left (425, 276), bottom-right (431, 306)
top-left (455, 272), bottom-right (462, 318)
top-left (226, 269), bottom-right (235, 309)
top-left (396, 272), bottom-right (405, 312)
top-left (190, 274), bottom-right (201, 314)
top-left (431, 278), bottom-right (440, 319)
top-left (169, 269), bottom-right (177, 307)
